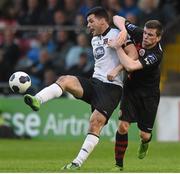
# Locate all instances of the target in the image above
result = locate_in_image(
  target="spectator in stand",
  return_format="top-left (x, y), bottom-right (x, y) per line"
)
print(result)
top-left (53, 10), bottom-right (71, 26)
top-left (74, 14), bottom-right (86, 34)
top-left (102, 0), bottom-right (122, 25)
top-left (26, 31), bottom-right (56, 73)
top-left (63, 0), bottom-right (77, 23)
top-left (137, 0), bottom-right (161, 27)
top-left (67, 52), bottom-right (93, 78)
top-left (53, 9), bottom-right (75, 41)
top-left (53, 30), bottom-right (74, 74)
top-left (39, 0), bottom-right (59, 25)
top-left (158, 0), bottom-right (177, 26)
top-left (118, 0), bottom-right (140, 17)
top-left (0, 29), bottom-right (20, 82)
top-left (0, 1), bottom-right (18, 27)
top-left (65, 33), bottom-right (93, 71)
top-left (28, 49), bottom-right (54, 89)
top-left (78, 0), bottom-right (99, 19)
top-left (105, 0), bottom-right (122, 13)
top-left (17, 0), bottom-right (40, 25)
top-left (38, 31), bottom-right (56, 53)
top-left (118, 0), bottom-right (140, 24)
top-left (0, 1), bottom-right (18, 43)
top-left (17, 0), bottom-right (42, 38)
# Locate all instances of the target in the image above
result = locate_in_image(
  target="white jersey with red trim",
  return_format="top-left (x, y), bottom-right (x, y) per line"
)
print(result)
top-left (92, 28), bottom-right (124, 87)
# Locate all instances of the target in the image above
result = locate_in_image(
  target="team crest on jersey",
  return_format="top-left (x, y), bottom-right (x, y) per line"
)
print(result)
top-left (103, 38), bottom-right (108, 45)
top-left (127, 24), bottom-right (136, 31)
top-left (139, 49), bottom-right (145, 56)
top-left (94, 46), bottom-right (105, 59)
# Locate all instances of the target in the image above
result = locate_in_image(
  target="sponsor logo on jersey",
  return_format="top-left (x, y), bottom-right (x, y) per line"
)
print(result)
top-left (127, 24), bottom-right (137, 31)
top-left (94, 46), bottom-right (105, 59)
top-left (139, 49), bottom-right (145, 56)
top-left (144, 54), bottom-right (158, 65)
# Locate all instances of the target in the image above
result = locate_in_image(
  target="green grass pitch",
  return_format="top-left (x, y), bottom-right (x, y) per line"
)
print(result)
top-left (0, 139), bottom-right (179, 172)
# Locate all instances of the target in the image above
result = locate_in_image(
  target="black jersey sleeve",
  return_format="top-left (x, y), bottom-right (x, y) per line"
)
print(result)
top-left (122, 35), bottom-right (133, 48)
top-left (125, 20), bottom-right (143, 42)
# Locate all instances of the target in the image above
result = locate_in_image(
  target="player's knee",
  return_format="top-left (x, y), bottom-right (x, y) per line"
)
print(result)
top-left (56, 75), bottom-right (72, 90)
top-left (140, 131), bottom-right (151, 142)
top-left (118, 121), bottom-right (129, 134)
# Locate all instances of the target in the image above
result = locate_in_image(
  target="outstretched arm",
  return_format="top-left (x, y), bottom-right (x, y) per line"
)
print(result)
top-left (116, 47), bottom-right (142, 72)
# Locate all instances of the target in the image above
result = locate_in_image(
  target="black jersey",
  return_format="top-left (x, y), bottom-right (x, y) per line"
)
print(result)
top-left (124, 21), bottom-right (163, 90)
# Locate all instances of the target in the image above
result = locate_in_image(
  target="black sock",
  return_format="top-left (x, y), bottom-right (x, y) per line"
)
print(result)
top-left (115, 131), bottom-right (128, 167)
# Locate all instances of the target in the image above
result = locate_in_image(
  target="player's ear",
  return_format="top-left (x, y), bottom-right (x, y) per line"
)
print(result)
top-left (156, 35), bottom-right (161, 43)
top-left (100, 18), bottom-right (106, 25)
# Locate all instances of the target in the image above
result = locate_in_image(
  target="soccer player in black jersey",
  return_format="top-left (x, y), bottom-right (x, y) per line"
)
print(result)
top-left (108, 15), bottom-right (163, 171)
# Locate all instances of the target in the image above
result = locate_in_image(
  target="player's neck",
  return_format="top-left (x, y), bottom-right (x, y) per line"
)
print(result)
top-left (101, 24), bottom-right (110, 36)
top-left (142, 42), bottom-right (157, 49)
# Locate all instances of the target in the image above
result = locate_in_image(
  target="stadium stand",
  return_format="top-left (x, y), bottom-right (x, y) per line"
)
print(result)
top-left (160, 15), bottom-right (180, 95)
top-left (0, 0), bottom-right (179, 95)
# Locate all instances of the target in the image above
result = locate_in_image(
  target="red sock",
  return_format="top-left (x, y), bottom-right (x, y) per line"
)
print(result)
top-left (115, 131), bottom-right (128, 167)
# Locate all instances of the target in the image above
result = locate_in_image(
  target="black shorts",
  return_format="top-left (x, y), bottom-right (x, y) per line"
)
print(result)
top-left (77, 77), bottom-right (122, 123)
top-left (120, 86), bottom-right (160, 133)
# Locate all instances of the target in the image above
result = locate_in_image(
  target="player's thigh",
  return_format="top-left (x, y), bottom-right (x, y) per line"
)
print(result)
top-left (56, 75), bottom-right (83, 98)
top-left (88, 109), bottom-right (107, 135)
top-left (92, 79), bottom-right (122, 123)
top-left (138, 94), bottom-right (160, 133)
top-left (120, 88), bottom-right (138, 123)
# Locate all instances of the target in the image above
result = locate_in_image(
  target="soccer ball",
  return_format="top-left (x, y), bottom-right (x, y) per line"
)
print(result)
top-left (9, 71), bottom-right (31, 93)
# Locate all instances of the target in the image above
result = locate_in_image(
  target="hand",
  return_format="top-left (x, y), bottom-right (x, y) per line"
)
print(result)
top-left (117, 30), bottom-right (128, 47)
top-left (107, 68), bottom-right (119, 81)
top-left (108, 30), bottom-right (127, 49)
top-left (108, 39), bottom-right (120, 49)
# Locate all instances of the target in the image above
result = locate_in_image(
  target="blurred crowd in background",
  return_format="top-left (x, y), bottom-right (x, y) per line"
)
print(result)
top-left (0, 0), bottom-right (179, 94)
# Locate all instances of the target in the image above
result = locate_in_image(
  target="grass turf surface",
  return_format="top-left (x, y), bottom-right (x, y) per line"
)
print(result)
top-left (0, 139), bottom-right (179, 172)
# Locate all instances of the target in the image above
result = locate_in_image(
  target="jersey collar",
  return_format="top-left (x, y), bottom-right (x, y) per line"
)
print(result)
top-left (101, 27), bottom-right (111, 37)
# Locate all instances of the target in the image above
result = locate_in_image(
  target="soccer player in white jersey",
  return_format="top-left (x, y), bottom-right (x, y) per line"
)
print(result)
top-left (23, 7), bottom-right (137, 170)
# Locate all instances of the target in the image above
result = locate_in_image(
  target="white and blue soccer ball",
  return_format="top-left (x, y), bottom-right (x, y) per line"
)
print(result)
top-left (9, 71), bottom-right (31, 93)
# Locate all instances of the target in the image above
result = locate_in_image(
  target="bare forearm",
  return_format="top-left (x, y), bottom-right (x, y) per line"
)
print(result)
top-left (117, 47), bottom-right (132, 70)
top-left (114, 64), bottom-right (124, 72)
top-left (110, 15), bottom-right (128, 48)
top-left (107, 64), bottom-right (124, 81)
top-left (113, 15), bottom-right (127, 32)
top-left (116, 47), bottom-right (141, 72)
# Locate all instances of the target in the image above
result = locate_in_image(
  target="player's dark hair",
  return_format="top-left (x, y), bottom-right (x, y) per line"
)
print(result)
top-left (145, 20), bottom-right (163, 36)
top-left (86, 6), bottom-right (109, 23)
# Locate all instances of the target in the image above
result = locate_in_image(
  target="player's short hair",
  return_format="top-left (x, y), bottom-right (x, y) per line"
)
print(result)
top-left (86, 6), bottom-right (109, 23)
top-left (145, 20), bottom-right (163, 36)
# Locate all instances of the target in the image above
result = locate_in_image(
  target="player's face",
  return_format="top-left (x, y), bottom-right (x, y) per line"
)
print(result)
top-left (87, 14), bottom-right (103, 36)
top-left (142, 27), bottom-right (161, 48)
